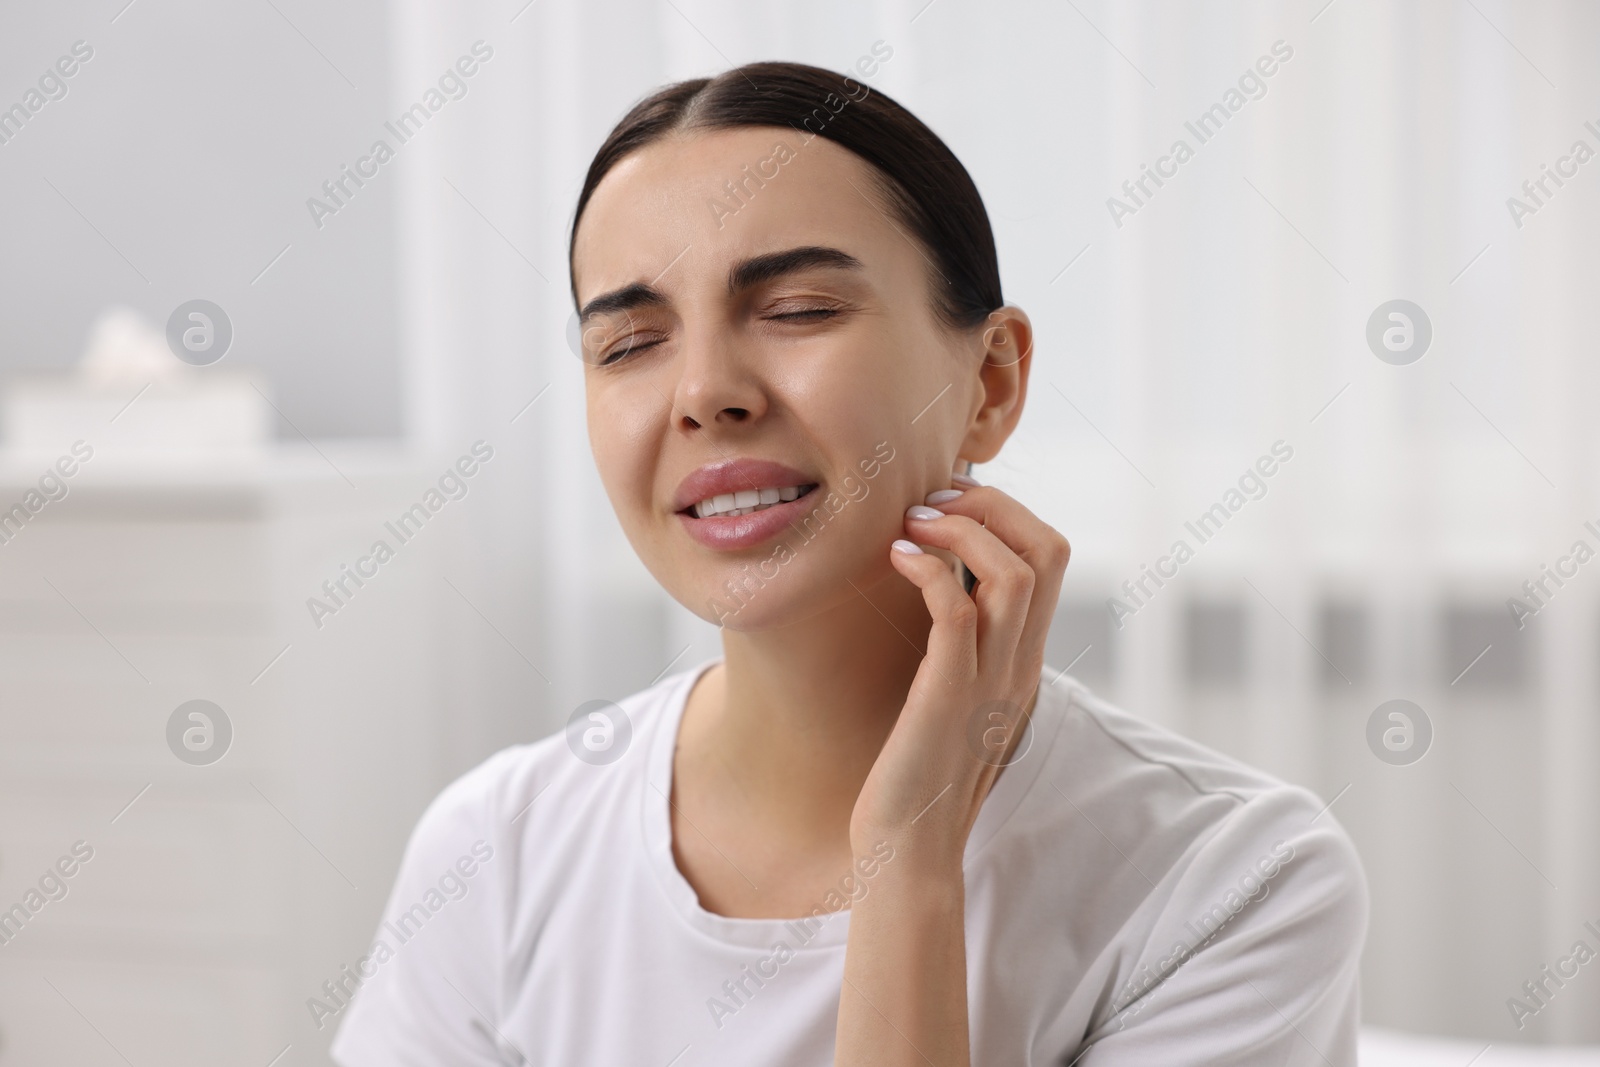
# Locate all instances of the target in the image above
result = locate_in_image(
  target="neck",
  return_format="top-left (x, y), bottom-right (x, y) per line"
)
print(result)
top-left (683, 566), bottom-right (932, 851)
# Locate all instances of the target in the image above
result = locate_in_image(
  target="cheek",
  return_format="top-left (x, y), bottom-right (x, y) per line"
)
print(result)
top-left (799, 334), bottom-right (924, 435)
top-left (586, 388), bottom-right (655, 512)
top-left (795, 347), bottom-right (967, 509)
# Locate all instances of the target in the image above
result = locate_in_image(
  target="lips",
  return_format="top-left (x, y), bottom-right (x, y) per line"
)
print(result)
top-left (671, 459), bottom-right (818, 513)
top-left (673, 458), bottom-right (821, 551)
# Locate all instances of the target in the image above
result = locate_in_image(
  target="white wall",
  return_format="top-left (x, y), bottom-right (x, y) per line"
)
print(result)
top-left (0, 0), bottom-right (401, 437)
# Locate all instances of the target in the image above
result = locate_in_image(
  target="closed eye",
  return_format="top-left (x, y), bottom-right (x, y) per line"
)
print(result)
top-left (766, 307), bottom-right (841, 322)
top-left (599, 336), bottom-right (663, 366)
top-left (600, 307), bottom-right (844, 364)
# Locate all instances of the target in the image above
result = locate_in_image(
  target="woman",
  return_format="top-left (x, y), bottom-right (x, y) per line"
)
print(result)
top-left (331, 61), bottom-right (1367, 1065)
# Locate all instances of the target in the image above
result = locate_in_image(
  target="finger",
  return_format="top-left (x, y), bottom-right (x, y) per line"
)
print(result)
top-left (903, 509), bottom-right (1033, 665)
top-left (942, 472), bottom-right (984, 592)
top-left (916, 487), bottom-right (1070, 675)
top-left (888, 540), bottom-right (978, 680)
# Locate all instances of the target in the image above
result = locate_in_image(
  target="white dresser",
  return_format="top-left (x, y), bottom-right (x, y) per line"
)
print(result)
top-left (0, 444), bottom-right (456, 1066)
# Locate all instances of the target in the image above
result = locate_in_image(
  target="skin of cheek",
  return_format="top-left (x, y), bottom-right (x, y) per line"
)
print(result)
top-left (584, 377), bottom-right (664, 547)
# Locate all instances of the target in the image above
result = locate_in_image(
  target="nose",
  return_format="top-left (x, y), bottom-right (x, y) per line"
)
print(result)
top-left (670, 325), bottom-right (768, 432)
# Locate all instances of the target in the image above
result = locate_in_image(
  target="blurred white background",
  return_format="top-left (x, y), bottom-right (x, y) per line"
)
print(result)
top-left (1, 0), bottom-right (1597, 1063)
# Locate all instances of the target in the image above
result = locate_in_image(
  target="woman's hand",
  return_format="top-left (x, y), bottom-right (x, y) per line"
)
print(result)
top-left (834, 472), bottom-right (1069, 1067)
top-left (849, 473), bottom-right (1071, 867)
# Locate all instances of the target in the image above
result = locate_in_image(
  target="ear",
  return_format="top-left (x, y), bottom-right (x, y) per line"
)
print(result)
top-left (958, 306), bottom-right (1034, 464)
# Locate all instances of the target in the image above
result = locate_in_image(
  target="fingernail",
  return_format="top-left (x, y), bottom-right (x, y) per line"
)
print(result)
top-left (906, 505), bottom-right (944, 521)
top-left (925, 489), bottom-right (964, 505)
top-left (951, 472), bottom-right (980, 488)
top-left (891, 539), bottom-right (924, 555)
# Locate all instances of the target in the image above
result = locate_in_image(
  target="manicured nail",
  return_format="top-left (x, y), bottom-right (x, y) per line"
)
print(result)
top-left (906, 505), bottom-right (944, 521)
top-left (951, 472), bottom-right (980, 488)
top-left (925, 489), bottom-right (964, 505)
top-left (891, 539), bottom-right (924, 555)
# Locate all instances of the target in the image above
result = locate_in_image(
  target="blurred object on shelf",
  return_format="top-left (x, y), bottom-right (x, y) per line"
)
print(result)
top-left (0, 305), bottom-right (274, 458)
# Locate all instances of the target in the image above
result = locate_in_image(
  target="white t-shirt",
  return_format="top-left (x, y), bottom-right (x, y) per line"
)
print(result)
top-left (329, 658), bottom-right (1367, 1066)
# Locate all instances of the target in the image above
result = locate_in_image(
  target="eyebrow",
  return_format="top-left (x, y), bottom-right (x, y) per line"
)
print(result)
top-left (577, 245), bottom-right (864, 323)
top-left (727, 245), bottom-right (863, 293)
top-left (577, 282), bottom-right (665, 324)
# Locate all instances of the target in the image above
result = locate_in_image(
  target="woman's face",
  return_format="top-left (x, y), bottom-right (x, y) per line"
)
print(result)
top-left (571, 125), bottom-right (1006, 629)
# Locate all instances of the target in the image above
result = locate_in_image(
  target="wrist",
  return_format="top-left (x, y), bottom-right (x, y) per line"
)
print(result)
top-left (852, 821), bottom-right (968, 879)
top-left (850, 838), bottom-right (964, 904)
top-left (850, 864), bottom-right (965, 937)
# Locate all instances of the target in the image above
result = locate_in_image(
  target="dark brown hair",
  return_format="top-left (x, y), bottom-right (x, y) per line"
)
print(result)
top-left (568, 60), bottom-right (1002, 332)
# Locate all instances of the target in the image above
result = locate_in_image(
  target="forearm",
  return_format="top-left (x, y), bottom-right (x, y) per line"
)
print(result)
top-left (835, 858), bottom-right (970, 1067)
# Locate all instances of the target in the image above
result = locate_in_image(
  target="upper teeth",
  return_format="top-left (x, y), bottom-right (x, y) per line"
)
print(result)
top-left (693, 485), bottom-right (807, 518)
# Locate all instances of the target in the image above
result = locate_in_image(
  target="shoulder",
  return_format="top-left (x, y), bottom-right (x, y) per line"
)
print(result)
top-left (328, 662), bottom-right (692, 1067)
top-left (1041, 673), bottom-right (1363, 848)
top-left (1046, 676), bottom-right (1315, 806)
top-left (1013, 675), bottom-right (1368, 1051)
top-left (1025, 671), bottom-right (1369, 950)
top-left (399, 663), bottom-right (695, 867)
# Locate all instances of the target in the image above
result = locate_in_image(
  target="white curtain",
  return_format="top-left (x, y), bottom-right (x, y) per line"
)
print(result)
top-left (392, 0), bottom-right (1600, 1045)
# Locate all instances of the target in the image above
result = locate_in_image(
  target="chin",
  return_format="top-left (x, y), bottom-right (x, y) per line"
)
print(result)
top-left (684, 543), bottom-right (899, 632)
top-left (689, 561), bottom-right (818, 632)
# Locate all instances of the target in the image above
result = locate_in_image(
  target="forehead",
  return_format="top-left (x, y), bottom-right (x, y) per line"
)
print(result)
top-left (571, 126), bottom-right (904, 305)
